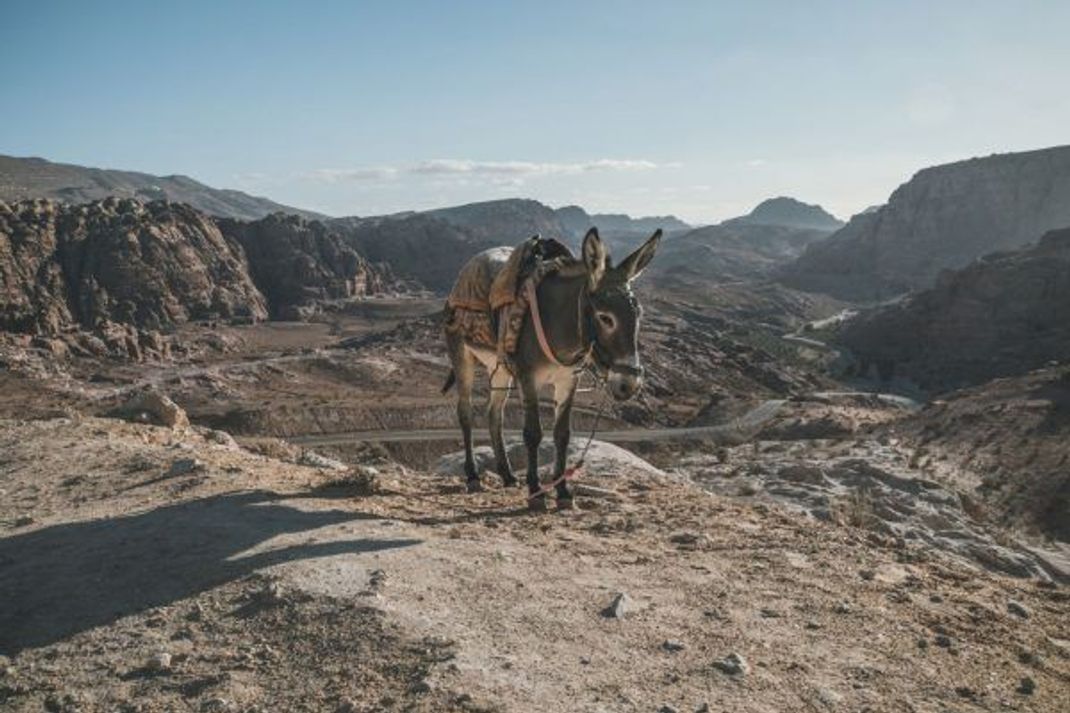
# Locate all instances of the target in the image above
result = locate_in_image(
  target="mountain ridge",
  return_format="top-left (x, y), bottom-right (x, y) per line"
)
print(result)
top-left (781, 145), bottom-right (1070, 301)
top-left (0, 154), bottom-right (325, 221)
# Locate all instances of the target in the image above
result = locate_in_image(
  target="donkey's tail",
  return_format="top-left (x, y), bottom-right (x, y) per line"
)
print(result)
top-left (441, 369), bottom-right (456, 394)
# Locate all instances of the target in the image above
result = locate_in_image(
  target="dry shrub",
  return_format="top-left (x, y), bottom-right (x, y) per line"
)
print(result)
top-left (832, 487), bottom-right (880, 530)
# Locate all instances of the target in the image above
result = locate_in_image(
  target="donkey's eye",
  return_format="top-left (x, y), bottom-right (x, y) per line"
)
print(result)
top-left (597, 313), bottom-right (616, 330)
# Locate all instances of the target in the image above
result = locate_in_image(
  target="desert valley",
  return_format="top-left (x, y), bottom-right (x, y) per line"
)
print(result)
top-left (0, 143), bottom-right (1068, 713)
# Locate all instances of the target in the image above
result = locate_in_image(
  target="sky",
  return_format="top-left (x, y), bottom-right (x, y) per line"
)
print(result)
top-left (3, 1), bottom-right (1069, 224)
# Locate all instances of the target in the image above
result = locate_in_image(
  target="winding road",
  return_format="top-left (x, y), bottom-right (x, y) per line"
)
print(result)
top-left (290, 390), bottom-right (922, 448)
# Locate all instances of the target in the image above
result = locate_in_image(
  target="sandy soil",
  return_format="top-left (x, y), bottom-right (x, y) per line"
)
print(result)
top-left (2, 415), bottom-right (1068, 712)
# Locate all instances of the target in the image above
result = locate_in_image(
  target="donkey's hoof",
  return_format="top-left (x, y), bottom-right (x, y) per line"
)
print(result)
top-left (465, 478), bottom-right (484, 493)
top-left (527, 495), bottom-right (550, 512)
top-left (556, 496), bottom-right (576, 511)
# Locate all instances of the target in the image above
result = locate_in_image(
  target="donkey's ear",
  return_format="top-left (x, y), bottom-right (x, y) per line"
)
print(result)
top-left (582, 227), bottom-right (608, 288)
top-left (618, 228), bottom-right (662, 282)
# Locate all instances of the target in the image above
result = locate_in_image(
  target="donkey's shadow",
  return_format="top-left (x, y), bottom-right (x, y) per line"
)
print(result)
top-left (0, 491), bottom-right (419, 656)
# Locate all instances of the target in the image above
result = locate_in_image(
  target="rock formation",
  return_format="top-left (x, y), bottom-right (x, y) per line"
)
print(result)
top-left (782, 145), bottom-right (1070, 300)
top-left (837, 228), bottom-right (1070, 391)
top-left (0, 198), bottom-right (400, 357)
top-left (217, 213), bottom-right (391, 319)
top-left (0, 197), bottom-right (268, 336)
top-left (335, 214), bottom-right (499, 294)
top-left (893, 364), bottom-right (1070, 541)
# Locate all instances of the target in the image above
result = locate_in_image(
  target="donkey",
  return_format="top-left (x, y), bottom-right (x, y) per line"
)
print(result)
top-left (443, 227), bottom-right (661, 510)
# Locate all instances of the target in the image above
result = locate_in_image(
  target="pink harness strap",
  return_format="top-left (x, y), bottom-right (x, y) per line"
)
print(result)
top-left (523, 278), bottom-right (567, 368)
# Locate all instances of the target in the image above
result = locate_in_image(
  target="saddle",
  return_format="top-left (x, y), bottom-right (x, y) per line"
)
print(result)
top-left (445, 235), bottom-right (577, 365)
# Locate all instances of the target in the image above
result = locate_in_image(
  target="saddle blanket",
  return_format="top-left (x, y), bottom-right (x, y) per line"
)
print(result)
top-left (444, 236), bottom-right (576, 357)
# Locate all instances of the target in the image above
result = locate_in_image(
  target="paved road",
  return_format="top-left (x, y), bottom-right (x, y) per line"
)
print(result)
top-left (289, 387), bottom-right (923, 448)
top-left (291, 399), bottom-right (788, 447)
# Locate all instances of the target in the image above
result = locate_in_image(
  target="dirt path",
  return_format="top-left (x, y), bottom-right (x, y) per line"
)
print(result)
top-left (2, 416), bottom-right (1067, 712)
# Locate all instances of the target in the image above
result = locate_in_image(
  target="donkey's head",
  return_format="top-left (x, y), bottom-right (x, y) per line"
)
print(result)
top-left (581, 227), bottom-right (661, 401)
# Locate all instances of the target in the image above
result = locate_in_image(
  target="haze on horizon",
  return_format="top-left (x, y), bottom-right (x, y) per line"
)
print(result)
top-left (3, 0), bottom-right (1068, 224)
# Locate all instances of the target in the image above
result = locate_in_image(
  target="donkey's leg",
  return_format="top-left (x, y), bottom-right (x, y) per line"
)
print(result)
top-left (552, 375), bottom-right (579, 509)
top-left (451, 342), bottom-right (481, 493)
top-left (518, 371), bottom-right (546, 510)
top-left (487, 367), bottom-right (517, 487)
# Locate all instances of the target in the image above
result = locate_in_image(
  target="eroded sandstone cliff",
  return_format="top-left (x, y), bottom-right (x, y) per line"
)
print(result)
top-left (782, 146), bottom-right (1070, 300)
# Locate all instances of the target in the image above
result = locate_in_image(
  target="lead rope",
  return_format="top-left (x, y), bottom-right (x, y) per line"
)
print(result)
top-left (527, 365), bottom-right (609, 501)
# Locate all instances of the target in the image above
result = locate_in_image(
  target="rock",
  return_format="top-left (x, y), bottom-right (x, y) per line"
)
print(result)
top-left (601, 592), bottom-right (632, 619)
top-left (1006, 600), bottom-right (1030, 619)
top-left (713, 652), bottom-right (749, 676)
top-left (13, 515), bottom-right (35, 527)
top-left (255, 581), bottom-right (286, 604)
top-left (298, 450), bottom-right (348, 471)
top-left (694, 704), bottom-right (711, 713)
top-left (669, 531), bottom-right (706, 547)
top-left (934, 634), bottom-right (954, 648)
top-left (662, 640), bottom-right (685, 652)
top-left (166, 458), bottom-right (204, 477)
top-left (216, 213), bottom-right (393, 319)
top-left (206, 429), bottom-right (238, 449)
top-left (1017, 676), bottom-right (1036, 695)
top-left (783, 146), bottom-right (1070, 301)
top-left (834, 601), bottom-right (852, 614)
top-left (31, 336), bottom-right (69, 358)
top-left (147, 652), bottom-right (172, 671)
top-left (436, 440), bottom-right (666, 480)
top-left (335, 699), bottom-right (359, 713)
top-left (816, 688), bottom-right (842, 707)
top-left (0, 198), bottom-right (269, 336)
top-left (124, 390), bottom-right (189, 429)
top-left (658, 707), bottom-right (679, 713)
top-left (202, 698), bottom-right (231, 712)
top-left (1047, 636), bottom-right (1070, 658)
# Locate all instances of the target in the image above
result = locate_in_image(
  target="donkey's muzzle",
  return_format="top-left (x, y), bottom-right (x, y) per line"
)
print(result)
top-left (607, 364), bottom-right (644, 401)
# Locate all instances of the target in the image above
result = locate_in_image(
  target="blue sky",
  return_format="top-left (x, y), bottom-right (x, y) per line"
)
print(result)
top-left (3, 1), bottom-right (1068, 223)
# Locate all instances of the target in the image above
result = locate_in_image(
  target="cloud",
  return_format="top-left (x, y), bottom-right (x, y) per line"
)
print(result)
top-left (410, 158), bottom-right (661, 177)
top-left (232, 171), bottom-right (268, 183)
top-left (303, 167), bottom-right (399, 183)
top-left (304, 158), bottom-right (665, 184)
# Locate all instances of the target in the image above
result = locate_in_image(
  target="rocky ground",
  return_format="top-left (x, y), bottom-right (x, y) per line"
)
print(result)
top-left (1, 284), bottom-right (1068, 712)
top-left (2, 414), bottom-right (1069, 713)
